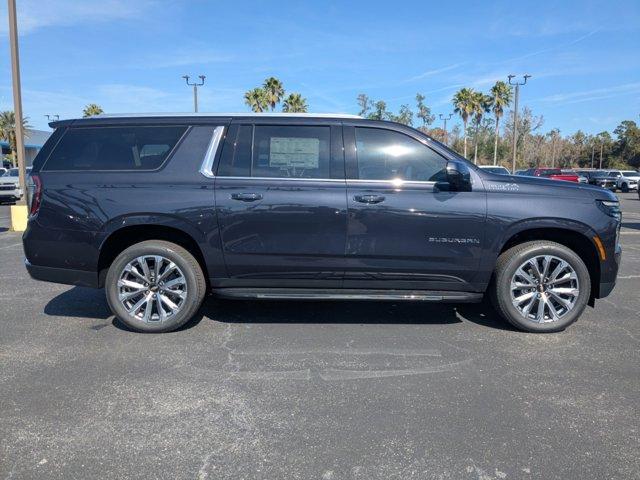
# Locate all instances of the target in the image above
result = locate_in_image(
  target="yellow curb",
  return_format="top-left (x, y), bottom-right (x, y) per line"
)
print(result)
top-left (10, 204), bottom-right (28, 232)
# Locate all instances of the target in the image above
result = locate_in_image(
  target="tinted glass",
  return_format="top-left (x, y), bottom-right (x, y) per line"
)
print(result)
top-left (251, 125), bottom-right (331, 179)
top-left (217, 125), bottom-right (252, 177)
top-left (354, 127), bottom-right (446, 181)
top-left (43, 126), bottom-right (187, 171)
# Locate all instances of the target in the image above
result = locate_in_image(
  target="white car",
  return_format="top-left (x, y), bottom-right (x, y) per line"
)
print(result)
top-left (0, 167), bottom-right (28, 203)
top-left (606, 170), bottom-right (640, 192)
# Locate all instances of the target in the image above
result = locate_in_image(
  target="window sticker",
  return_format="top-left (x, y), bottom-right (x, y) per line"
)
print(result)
top-left (269, 137), bottom-right (320, 168)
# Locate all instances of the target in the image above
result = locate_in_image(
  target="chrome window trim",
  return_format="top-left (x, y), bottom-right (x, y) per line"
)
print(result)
top-left (199, 126), bottom-right (225, 178)
top-left (217, 176), bottom-right (345, 183)
top-left (215, 176), bottom-right (436, 186)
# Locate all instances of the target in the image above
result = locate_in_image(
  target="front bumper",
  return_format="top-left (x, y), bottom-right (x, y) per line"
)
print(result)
top-left (597, 243), bottom-right (621, 299)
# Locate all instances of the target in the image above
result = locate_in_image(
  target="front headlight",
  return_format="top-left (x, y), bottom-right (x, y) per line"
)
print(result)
top-left (596, 200), bottom-right (622, 221)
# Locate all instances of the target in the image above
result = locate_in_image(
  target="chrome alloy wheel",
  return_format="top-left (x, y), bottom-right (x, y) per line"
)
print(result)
top-left (510, 255), bottom-right (580, 323)
top-left (117, 255), bottom-right (187, 323)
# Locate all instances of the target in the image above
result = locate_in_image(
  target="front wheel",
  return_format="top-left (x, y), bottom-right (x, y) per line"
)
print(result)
top-left (621, 183), bottom-right (629, 193)
top-left (491, 241), bottom-right (591, 333)
top-left (105, 240), bottom-right (206, 333)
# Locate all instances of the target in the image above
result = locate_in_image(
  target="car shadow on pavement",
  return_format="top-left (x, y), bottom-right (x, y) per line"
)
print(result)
top-left (44, 287), bottom-right (517, 333)
top-left (196, 297), bottom-right (517, 332)
top-left (44, 286), bottom-right (112, 320)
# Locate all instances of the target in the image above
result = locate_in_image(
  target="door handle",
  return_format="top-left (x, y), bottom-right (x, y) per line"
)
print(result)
top-left (354, 194), bottom-right (385, 204)
top-left (231, 192), bottom-right (263, 202)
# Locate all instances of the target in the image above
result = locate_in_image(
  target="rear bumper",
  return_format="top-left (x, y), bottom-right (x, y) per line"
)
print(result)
top-left (25, 259), bottom-right (99, 288)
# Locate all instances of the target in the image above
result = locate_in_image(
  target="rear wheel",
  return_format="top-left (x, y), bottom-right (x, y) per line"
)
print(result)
top-left (105, 240), bottom-right (206, 333)
top-left (491, 241), bottom-right (590, 333)
top-left (621, 183), bottom-right (629, 193)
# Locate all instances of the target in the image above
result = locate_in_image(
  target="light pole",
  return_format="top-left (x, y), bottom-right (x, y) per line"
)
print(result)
top-left (439, 113), bottom-right (453, 145)
top-left (182, 75), bottom-right (205, 112)
top-left (590, 142), bottom-right (595, 169)
top-left (508, 74), bottom-right (531, 174)
top-left (599, 141), bottom-right (604, 169)
top-left (7, 0), bottom-right (26, 209)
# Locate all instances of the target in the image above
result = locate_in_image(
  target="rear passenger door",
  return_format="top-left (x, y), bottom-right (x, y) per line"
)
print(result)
top-left (213, 121), bottom-right (347, 288)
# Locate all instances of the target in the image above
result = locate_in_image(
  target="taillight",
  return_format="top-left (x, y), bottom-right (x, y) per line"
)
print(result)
top-left (29, 174), bottom-right (42, 216)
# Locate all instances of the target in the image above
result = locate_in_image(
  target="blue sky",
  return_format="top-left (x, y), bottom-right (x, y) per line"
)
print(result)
top-left (0, 0), bottom-right (639, 134)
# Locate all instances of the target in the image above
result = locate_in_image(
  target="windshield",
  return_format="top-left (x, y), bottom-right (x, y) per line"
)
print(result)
top-left (622, 171), bottom-right (638, 176)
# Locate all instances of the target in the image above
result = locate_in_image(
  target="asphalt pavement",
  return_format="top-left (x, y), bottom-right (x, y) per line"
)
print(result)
top-left (1, 194), bottom-right (639, 480)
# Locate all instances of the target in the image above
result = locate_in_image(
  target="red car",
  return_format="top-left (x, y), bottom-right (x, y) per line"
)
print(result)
top-left (524, 168), bottom-right (579, 182)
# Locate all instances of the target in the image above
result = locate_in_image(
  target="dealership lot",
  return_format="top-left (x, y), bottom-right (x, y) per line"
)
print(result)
top-left (1, 195), bottom-right (639, 479)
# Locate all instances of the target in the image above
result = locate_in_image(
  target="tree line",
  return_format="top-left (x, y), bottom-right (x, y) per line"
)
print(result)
top-left (356, 83), bottom-right (640, 171)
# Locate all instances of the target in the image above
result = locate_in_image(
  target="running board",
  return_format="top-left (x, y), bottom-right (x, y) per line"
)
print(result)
top-left (214, 288), bottom-right (483, 303)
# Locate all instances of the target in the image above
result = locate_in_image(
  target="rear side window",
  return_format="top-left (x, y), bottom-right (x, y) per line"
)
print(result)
top-left (43, 126), bottom-right (187, 171)
top-left (354, 127), bottom-right (446, 182)
top-left (252, 125), bottom-right (331, 179)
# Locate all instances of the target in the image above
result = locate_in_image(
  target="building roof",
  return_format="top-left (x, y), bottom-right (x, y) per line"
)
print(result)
top-left (0, 128), bottom-right (51, 149)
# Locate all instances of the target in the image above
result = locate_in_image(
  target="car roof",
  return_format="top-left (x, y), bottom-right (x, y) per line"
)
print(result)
top-left (50, 112), bottom-right (363, 128)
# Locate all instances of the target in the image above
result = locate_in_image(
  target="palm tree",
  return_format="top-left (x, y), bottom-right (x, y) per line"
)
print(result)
top-left (244, 88), bottom-right (268, 113)
top-left (82, 104), bottom-right (104, 117)
top-left (471, 92), bottom-right (491, 164)
top-left (282, 93), bottom-right (308, 113)
top-left (489, 81), bottom-right (512, 165)
top-left (263, 77), bottom-right (285, 111)
top-left (0, 111), bottom-right (31, 167)
top-left (452, 88), bottom-right (476, 158)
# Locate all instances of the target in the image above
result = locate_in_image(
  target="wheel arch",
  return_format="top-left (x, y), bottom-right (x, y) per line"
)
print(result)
top-left (498, 225), bottom-right (601, 302)
top-left (97, 222), bottom-right (209, 288)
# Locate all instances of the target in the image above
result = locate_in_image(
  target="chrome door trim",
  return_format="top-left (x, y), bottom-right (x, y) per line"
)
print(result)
top-left (199, 125), bottom-right (225, 178)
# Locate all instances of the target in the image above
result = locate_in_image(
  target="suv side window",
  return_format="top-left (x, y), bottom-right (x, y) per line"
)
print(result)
top-left (43, 126), bottom-right (187, 171)
top-left (354, 127), bottom-right (447, 182)
top-left (251, 125), bottom-right (331, 179)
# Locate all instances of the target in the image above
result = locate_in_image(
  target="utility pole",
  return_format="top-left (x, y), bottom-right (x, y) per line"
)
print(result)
top-left (508, 74), bottom-right (531, 174)
top-left (599, 142), bottom-right (604, 169)
top-left (7, 0), bottom-right (27, 213)
top-left (182, 75), bottom-right (205, 112)
top-left (590, 143), bottom-right (595, 169)
top-left (439, 113), bottom-right (453, 145)
top-left (551, 134), bottom-right (557, 168)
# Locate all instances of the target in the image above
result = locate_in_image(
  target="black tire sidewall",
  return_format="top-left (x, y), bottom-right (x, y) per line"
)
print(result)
top-left (496, 243), bottom-right (591, 333)
top-left (105, 242), bottom-right (203, 333)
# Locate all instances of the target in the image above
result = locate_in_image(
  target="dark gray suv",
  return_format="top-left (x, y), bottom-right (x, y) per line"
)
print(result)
top-left (23, 114), bottom-right (622, 333)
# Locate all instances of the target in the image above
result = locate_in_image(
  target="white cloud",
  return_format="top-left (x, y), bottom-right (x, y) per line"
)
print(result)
top-left (535, 82), bottom-right (640, 105)
top-left (403, 63), bottom-right (463, 83)
top-left (0, 0), bottom-right (158, 34)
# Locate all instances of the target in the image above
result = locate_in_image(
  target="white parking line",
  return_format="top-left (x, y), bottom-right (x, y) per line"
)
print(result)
top-left (0, 242), bottom-right (22, 250)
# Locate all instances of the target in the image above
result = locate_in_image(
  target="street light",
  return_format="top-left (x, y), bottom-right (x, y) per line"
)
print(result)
top-left (45, 114), bottom-right (59, 122)
top-left (7, 0), bottom-right (28, 232)
top-left (439, 113), bottom-right (453, 146)
top-left (507, 74), bottom-right (531, 174)
top-left (182, 74), bottom-right (206, 113)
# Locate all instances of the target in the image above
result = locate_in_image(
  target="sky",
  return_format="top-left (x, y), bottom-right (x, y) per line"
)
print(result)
top-left (0, 0), bottom-right (639, 134)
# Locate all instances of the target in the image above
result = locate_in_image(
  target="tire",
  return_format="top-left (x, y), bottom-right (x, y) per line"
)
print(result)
top-left (490, 241), bottom-right (591, 333)
top-left (621, 183), bottom-right (629, 193)
top-left (105, 240), bottom-right (206, 333)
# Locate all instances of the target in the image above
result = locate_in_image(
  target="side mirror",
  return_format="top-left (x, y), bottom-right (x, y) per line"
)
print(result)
top-left (445, 162), bottom-right (472, 192)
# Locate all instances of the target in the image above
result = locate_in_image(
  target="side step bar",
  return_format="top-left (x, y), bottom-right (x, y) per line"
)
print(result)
top-left (214, 288), bottom-right (483, 303)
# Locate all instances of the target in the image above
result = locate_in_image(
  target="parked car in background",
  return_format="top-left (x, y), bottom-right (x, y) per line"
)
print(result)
top-left (0, 168), bottom-right (7, 176)
top-left (522, 168), bottom-right (580, 182)
top-left (588, 171), bottom-right (618, 191)
top-left (562, 169), bottom-right (588, 183)
top-left (479, 165), bottom-right (510, 175)
top-left (606, 170), bottom-right (640, 192)
top-left (23, 113), bottom-right (621, 335)
top-left (0, 167), bottom-right (24, 203)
